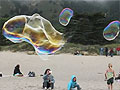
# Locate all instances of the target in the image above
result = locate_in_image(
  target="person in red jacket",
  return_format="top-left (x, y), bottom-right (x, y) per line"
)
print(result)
top-left (116, 47), bottom-right (120, 55)
top-left (109, 48), bottom-right (114, 57)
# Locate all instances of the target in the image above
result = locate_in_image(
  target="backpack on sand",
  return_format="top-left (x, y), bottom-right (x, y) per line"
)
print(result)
top-left (28, 71), bottom-right (35, 77)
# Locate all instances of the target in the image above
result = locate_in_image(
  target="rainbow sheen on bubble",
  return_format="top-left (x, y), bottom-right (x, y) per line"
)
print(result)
top-left (59, 8), bottom-right (73, 26)
top-left (2, 13), bottom-right (65, 55)
top-left (103, 21), bottom-right (120, 41)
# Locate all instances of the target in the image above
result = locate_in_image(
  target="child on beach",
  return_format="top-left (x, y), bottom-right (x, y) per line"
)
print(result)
top-left (43, 69), bottom-right (55, 90)
top-left (105, 63), bottom-right (115, 90)
top-left (68, 75), bottom-right (81, 90)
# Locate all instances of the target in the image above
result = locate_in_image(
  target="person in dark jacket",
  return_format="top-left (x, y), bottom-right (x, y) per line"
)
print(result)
top-left (43, 69), bottom-right (55, 89)
top-left (105, 47), bottom-right (108, 57)
top-left (13, 64), bottom-right (23, 77)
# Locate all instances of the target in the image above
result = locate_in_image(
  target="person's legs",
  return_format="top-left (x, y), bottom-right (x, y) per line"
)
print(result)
top-left (50, 83), bottom-right (54, 89)
top-left (47, 82), bottom-right (50, 89)
top-left (110, 79), bottom-right (114, 90)
top-left (117, 51), bottom-right (118, 55)
top-left (110, 53), bottom-right (111, 57)
top-left (111, 53), bottom-right (113, 57)
top-left (107, 84), bottom-right (110, 90)
top-left (107, 80), bottom-right (111, 90)
top-left (108, 78), bottom-right (114, 90)
top-left (43, 82), bottom-right (45, 89)
top-left (105, 52), bottom-right (108, 57)
top-left (44, 82), bottom-right (50, 89)
top-left (100, 51), bottom-right (102, 55)
top-left (105, 52), bottom-right (107, 56)
top-left (75, 84), bottom-right (81, 90)
top-left (102, 51), bottom-right (104, 55)
top-left (43, 82), bottom-right (47, 89)
top-left (119, 51), bottom-right (120, 55)
top-left (110, 84), bottom-right (113, 90)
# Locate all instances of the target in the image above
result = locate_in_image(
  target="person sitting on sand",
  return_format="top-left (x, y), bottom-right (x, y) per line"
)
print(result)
top-left (43, 69), bottom-right (50, 88)
top-left (13, 64), bottom-right (23, 77)
top-left (68, 75), bottom-right (81, 90)
top-left (105, 63), bottom-right (115, 90)
top-left (43, 69), bottom-right (55, 90)
top-left (115, 71), bottom-right (120, 80)
top-left (74, 51), bottom-right (80, 55)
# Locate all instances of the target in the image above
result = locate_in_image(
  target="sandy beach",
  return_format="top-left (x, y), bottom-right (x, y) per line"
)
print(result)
top-left (0, 51), bottom-right (120, 90)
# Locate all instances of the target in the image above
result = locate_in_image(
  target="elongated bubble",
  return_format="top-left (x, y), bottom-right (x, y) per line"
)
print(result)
top-left (59, 8), bottom-right (73, 26)
top-left (2, 13), bottom-right (65, 55)
top-left (103, 21), bottom-right (120, 41)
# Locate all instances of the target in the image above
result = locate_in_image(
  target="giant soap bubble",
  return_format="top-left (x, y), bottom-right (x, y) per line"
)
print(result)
top-left (2, 13), bottom-right (65, 55)
top-left (59, 8), bottom-right (73, 26)
top-left (103, 21), bottom-right (120, 41)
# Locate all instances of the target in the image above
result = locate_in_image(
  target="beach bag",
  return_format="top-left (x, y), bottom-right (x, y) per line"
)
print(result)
top-left (28, 71), bottom-right (35, 77)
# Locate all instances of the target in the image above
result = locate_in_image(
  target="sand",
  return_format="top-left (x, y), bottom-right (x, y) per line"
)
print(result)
top-left (0, 51), bottom-right (120, 90)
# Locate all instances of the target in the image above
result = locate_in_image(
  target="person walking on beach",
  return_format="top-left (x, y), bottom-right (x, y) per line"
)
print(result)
top-left (105, 63), bottom-right (115, 90)
top-left (105, 47), bottom-right (109, 57)
top-left (100, 47), bottom-right (104, 55)
top-left (116, 47), bottom-right (120, 55)
top-left (68, 75), bottom-right (81, 90)
top-left (109, 48), bottom-right (114, 57)
top-left (43, 69), bottom-right (55, 90)
top-left (13, 64), bottom-right (23, 77)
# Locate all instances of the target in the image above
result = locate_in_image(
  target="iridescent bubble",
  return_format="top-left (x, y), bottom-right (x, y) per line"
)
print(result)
top-left (103, 21), bottom-right (120, 41)
top-left (59, 8), bottom-right (73, 26)
top-left (2, 13), bottom-right (65, 55)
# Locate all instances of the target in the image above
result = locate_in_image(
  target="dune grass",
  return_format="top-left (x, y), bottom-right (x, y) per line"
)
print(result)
top-left (0, 42), bottom-right (119, 55)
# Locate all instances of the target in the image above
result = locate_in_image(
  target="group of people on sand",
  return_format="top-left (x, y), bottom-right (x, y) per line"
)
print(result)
top-left (13, 65), bottom-right (55, 89)
top-left (13, 64), bottom-right (120, 90)
top-left (100, 47), bottom-right (116, 57)
top-left (74, 47), bottom-right (119, 57)
top-left (41, 69), bottom-right (81, 90)
top-left (13, 64), bottom-right (81, 90)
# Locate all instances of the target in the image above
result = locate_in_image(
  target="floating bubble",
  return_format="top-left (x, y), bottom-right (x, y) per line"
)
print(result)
top-left (59, 8), bottom-right (73, 26)
top-left (103, 21), bottom-right (120, 41)
top-left (3, 13), bottom-right (65, 55)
